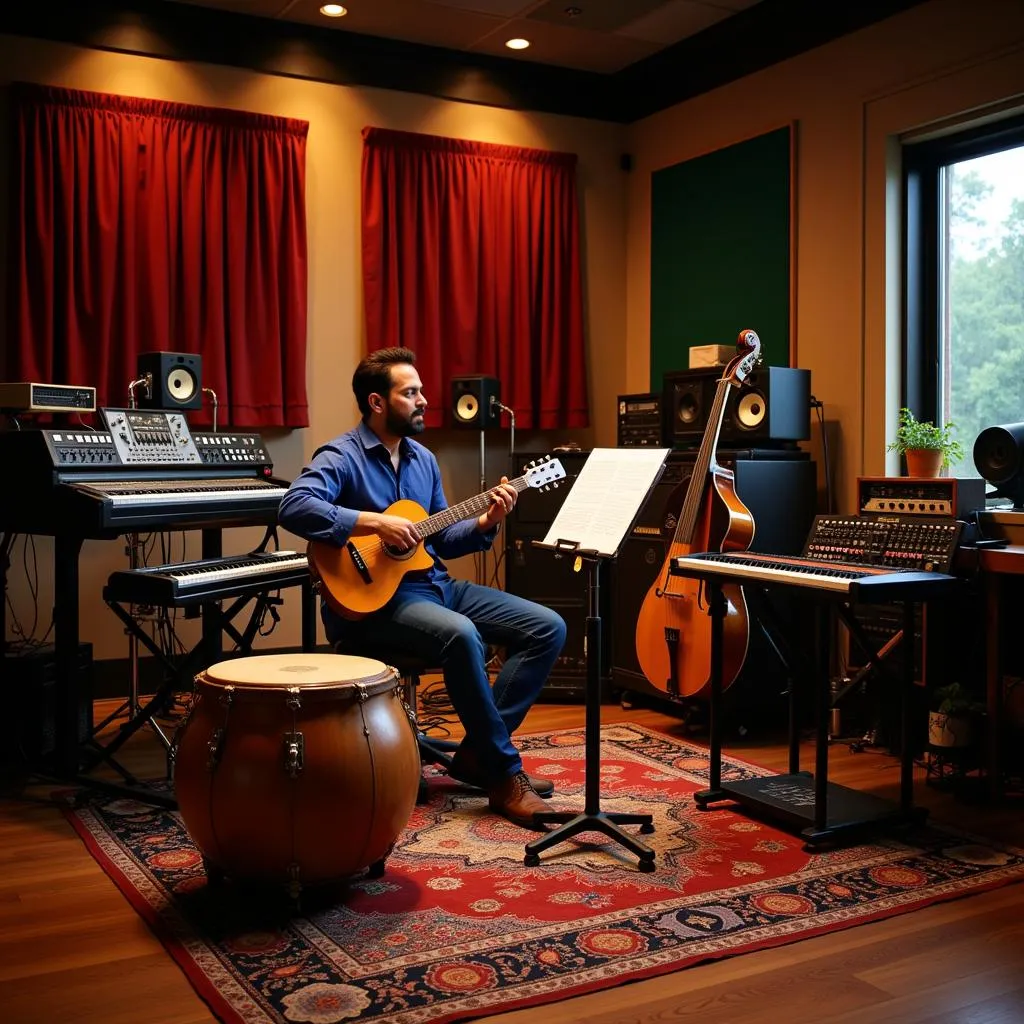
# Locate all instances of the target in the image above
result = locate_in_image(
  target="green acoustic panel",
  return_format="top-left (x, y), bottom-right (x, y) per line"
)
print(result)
top-left (650, 126), bottom-right (791, 391)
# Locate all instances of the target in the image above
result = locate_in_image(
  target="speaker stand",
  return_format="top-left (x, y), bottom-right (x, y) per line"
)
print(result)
top-left (524, 552), bottom-right (656, 871)
top-left (477, 428), bottom-right (487, 585)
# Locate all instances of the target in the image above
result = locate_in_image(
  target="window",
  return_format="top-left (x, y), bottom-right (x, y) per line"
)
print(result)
top-left (903, 114), bottom-right (1024, 478)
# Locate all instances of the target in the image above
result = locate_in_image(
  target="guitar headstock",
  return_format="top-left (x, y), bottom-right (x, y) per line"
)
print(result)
top-left (724, 328), bottom-right (762, 386)
top-left (522, 455), bottom-right (566, 491)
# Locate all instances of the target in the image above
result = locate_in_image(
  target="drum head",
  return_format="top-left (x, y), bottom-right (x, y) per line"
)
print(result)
top-left (201, 653), bottom-right (394, 691)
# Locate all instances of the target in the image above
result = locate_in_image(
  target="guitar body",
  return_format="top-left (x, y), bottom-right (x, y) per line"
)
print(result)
top-left (634, 460), bottom-right (755, 699)
top-left (308, 499), bottom-right (434, 620)
top-left (304, 457), bottom-right (567, 620)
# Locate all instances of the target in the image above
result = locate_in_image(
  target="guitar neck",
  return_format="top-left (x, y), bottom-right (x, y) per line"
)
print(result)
top-left (416, 475), bottom-right (530, 539)
top-left (675, 377), bottom-right (734, 544)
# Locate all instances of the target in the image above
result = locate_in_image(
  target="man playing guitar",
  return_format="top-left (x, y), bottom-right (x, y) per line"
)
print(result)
top-left (278, 347), bottom-right (566, 829)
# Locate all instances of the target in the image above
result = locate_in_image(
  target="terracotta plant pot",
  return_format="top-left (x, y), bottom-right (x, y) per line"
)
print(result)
top-left (928, 709), bottom-right (974, 748)
top-left (905, 448), bottom-right (943, 477)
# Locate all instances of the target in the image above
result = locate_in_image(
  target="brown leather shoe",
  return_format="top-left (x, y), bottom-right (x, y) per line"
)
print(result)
top-left (448, 746), bottom-right (554, 797)
top-left (488, 771), bottom-right (550, 830)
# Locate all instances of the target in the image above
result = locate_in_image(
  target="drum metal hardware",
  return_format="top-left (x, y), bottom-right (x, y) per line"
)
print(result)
top-left (206, 728), bottom-right (225, 771)
top-left (288, 862), bottom-right (302, 902)
top-left (283, 731), bottom-right (305, 777)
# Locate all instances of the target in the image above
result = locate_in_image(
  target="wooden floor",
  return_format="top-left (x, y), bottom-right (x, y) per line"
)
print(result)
top-left (2, 691), bottom-right (1024, 1024)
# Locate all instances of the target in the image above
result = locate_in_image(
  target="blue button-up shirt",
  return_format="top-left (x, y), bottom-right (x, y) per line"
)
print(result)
top-left (278, 420), bottom-right (496, 615)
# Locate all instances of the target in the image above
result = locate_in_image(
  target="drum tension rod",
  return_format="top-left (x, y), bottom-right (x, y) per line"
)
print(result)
top-left (284, 686), bottom-right (305, 777)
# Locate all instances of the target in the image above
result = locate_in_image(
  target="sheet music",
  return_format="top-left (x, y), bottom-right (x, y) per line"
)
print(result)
top-left (541, 447), bottom-right (669, 558)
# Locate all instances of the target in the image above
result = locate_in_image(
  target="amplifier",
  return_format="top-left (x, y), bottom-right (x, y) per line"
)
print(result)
top-left (856, 477), bottom-right (987, 520)
top-left (617, 392), bottom-right (662, 447)
top-left (0, 381), bottom-right (96, 413)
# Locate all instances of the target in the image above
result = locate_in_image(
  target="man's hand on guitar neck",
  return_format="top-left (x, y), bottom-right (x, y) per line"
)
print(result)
top-left (357, 511), bottom-right (422, 550)
top-left (478, 477), bottom-right (517, 532)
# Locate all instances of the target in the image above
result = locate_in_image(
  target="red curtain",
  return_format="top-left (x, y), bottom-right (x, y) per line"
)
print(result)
top-left (6, 83), bottom-right (309, 428)
top-left (361, 127), bottom-right (588, 430)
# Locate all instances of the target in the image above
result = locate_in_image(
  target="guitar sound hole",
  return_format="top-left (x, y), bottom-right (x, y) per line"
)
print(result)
top-left (383, 542), bottom-right (418, 560)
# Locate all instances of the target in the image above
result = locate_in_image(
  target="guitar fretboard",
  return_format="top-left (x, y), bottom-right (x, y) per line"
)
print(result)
top-left (415, 475), bottom-right (531, 538)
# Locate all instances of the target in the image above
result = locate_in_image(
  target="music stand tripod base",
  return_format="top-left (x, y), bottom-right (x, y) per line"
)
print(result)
top-left (522, 545), bottom-right (655, 872)
top-left (525, 809), bottom-right (656, 871)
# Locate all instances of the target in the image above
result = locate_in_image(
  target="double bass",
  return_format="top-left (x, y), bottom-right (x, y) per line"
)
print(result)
top-left (634, 330), bottom-right (761, 699)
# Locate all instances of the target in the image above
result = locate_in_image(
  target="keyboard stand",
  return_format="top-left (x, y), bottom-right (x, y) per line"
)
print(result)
top-left (678, 570), bottom-right (956, 848)
top-left (86, 577), bottom-right (317, 781)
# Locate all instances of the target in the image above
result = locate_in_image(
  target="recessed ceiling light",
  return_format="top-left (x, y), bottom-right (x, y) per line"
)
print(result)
top-left (505, 38), bottom-right (530, 51)
top-left (320, 4), bottom-right (347, 16)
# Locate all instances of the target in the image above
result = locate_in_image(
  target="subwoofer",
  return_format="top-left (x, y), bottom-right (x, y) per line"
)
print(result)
top-left (136, 351), bottom-right (203, 411)
top-left (663, 367), bottom-right (810, 447)
top-left (451, 375), bottom-right (501, 429)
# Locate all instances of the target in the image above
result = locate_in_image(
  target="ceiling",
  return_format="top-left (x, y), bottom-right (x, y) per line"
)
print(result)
top-left (0, 0), bottom-right (935, 121)
top-left (163, 0), bottom-right (765, 75)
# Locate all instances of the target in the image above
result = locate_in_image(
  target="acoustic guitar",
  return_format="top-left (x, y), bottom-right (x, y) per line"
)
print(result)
top-left (307, 456), bottom-right (566, 619)
top-left (633, 331), bottom-right (762, 699)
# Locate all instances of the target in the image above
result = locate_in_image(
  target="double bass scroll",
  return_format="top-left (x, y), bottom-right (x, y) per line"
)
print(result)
top-left (633, 330), bottom-right (762, 699)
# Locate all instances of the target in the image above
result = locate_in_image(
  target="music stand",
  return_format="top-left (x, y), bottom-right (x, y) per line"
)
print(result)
top-left (524, 447), bottom-right (669, 871)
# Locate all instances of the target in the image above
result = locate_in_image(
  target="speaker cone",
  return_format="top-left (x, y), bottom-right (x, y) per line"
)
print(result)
top-left (167, 369), bottom-right (198, 402)
top-left (676, 390), bottom-right (700, 424)
top-left (455, 393), bottom-right (479, 422)
top-left (736, 391), bottom-right (766, 430)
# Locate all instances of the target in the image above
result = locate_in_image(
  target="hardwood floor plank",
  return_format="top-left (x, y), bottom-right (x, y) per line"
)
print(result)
top-left (0, 955), bottom-right (217, 1024)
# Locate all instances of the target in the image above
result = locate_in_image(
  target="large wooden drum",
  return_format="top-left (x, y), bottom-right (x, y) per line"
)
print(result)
top-left (172, 653), bottom-right (420, 894)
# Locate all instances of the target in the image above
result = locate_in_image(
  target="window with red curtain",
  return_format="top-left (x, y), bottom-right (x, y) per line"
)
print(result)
top-left (361, 127), bottom-right (588, 430)
top-left (5, 83), bottom-right (309, 428)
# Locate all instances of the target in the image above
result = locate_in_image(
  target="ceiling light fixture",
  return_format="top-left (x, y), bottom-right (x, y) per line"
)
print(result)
top-left (505, 38), bottom-right (530, 51)
top-left (319, 4), bottom-right (347, 16)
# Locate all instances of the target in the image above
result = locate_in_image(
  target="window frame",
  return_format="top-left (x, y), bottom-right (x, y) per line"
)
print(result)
top-left (902, 113), bottom-right (1024, 427)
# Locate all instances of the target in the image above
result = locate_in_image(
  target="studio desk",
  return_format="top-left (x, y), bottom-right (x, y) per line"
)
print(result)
top-left (670, 525), bottom-right (965, 847)
top-left (956, 542), bottom-right (1024, 798)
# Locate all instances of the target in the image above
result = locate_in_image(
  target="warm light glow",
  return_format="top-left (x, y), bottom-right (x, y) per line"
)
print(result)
top-left (504, 38), bottom-right (530, 50)
top-left (319, 4), bottom-right (347, 16)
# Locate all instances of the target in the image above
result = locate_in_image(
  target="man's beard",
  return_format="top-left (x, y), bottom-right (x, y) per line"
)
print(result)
top-left (386, 407), bottom-right (426, 437)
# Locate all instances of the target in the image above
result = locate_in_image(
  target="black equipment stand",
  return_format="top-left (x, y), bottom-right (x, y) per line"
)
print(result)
top-left (677, 568), bottom-right (962, 847)
top-left (525, 545), bottom-right (655, 871)
top-left (91, 576), bottom-right (317, 782)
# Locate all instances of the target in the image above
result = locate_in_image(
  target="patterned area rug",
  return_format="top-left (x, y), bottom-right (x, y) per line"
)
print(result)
top-left (65, 724), bottom-right (1024, 1024)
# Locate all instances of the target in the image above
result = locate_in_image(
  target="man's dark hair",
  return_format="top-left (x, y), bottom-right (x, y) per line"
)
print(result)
top-left (352, 347), bottom-right (417, 418)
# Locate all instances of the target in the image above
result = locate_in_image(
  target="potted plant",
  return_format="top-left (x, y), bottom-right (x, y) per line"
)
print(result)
top-left (887, 408), bottom-right (965, 477)
top-left (928, 682), bottom-right (985, 748)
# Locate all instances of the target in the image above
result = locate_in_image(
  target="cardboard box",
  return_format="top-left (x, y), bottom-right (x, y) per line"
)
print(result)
top-left (688, 344), bottom-right (734, 368)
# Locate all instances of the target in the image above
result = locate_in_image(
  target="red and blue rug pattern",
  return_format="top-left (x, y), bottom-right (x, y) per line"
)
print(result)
top-left (64, 724), bottom-right (1024, 1024)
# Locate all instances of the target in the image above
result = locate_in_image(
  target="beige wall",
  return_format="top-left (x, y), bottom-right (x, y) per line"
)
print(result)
top-left (625, 0), bottom-right (1024, 514)
top-left (0, 34), bottom-right (627, 660)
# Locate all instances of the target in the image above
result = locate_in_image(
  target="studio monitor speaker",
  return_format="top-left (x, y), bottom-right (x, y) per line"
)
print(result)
top-left (136, 351), bottom-right (203, 411)
top-left (451, 375), bottom-right (501, 429)
top-left (663, 366), bottom-right (810, 447)
top-left (974, 421), bottom-right (1024, 508)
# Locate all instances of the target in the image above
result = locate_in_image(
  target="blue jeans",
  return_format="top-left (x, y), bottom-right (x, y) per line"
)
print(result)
top-left (326, 580), bottom-right (566, 781)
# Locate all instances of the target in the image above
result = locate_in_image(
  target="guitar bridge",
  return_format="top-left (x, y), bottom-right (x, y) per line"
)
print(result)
top-left (346, 542), bottom-right (373, 584)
